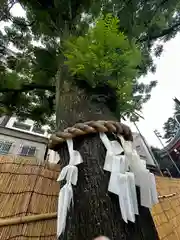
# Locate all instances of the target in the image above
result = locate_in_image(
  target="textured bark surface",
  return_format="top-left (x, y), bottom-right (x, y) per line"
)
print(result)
top-left (58, 133), bottom-right (159, 240)
top-left (56, 70), bottom-right (117, 131)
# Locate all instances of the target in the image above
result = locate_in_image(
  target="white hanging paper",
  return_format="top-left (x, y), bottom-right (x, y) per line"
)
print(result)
top-left (118, 136), bottom-right (132, 154)
top-left (118, 173), bottom-right (135, 223)
top-left (67, 139), bottom-right (83, 166)
top-left (125, 175), bottom-right (135, 222)
top-left (100, 133), bottom-right (114, 171)
top-left (130, 150), bottom-right (145, 178)
top-left (99, 133), bottom-right (113, 154)
top-left (118, 174), bottom-right (128, 223)
top-left (118, 136), bottom-right (158, 212)
top-left (150, 173), bottom-right (159, 205)
top-left (126, 172), bottom-right (139, 215)
top-left (57, 183), bottom-right (73, 236)
top-left (104, 152), bottom-right (114, 172)
top-left (57, 139), bottom-right (83, 238)
top-left (100, 133), bottom-right (124, 172)
top-left (57, 165), bottom-right (78, 185)
top-left (139, 170), bottom-right (152, 208)
top-left (111, 156), bottom-right (122, 173)
top-left (56, 132), bottom-right (159, 234)
top-left (111, 140), bottom-right (124, 155)
top-left (119, 155), bottom-right (129, 173)
top-left (108, 172), bottom-right (120, 195)
top-left (108, 172), bottom-right (135, 223)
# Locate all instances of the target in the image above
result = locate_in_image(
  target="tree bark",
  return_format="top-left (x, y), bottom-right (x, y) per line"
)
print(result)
top-left (55, 62), bottom-right (117, 131)
top-left (58, 133), bottom-right (159, 240)
top-left (56, 81), bottom-right (117, 130)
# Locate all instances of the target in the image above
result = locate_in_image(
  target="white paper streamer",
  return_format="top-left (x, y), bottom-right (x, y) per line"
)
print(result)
top-left (130, 147), bottom-right (158, 209)
top-left (118, 174), bottom-right (128, 223)
top-left (57, 139), bottom-right (83, 237)
top-left (57, 165), bottom-right (78, 185)
top-left (56, 132), bottom-right (159, 237)
top-left (99, 133), bottom-right (123, 172)
top-left (100, 132), bottom-right (158, 223)
top-left (100, 133), bottom-right (136, 223)
top-left (57, 183), bottom-right (73, 236)
top-left (67, 139), bottom-right (83, 166)
top-left (125, 173), bottom-right (135, 222)
top-left (126, 172), bottom-right (139, 215)
top-left (150, 173), bottom-right (159, 205)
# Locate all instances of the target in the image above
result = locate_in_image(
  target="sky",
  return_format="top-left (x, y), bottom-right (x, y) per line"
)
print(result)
top-left (126, 34), bottom-right (180, 148)
top-left (2, 3), bottom-right (180, 148)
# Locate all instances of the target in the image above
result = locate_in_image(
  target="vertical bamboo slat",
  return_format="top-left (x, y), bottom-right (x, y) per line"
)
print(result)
top-left (0, 156), bottom-right (60, 239)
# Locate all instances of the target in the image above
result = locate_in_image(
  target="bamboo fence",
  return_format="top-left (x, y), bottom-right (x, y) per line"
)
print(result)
top-left (1, 155), bottom-right (180, 239)
top-left (0, 155), bottom-right (60, 240)
top-left (151, 176), bottom-right (180, 240)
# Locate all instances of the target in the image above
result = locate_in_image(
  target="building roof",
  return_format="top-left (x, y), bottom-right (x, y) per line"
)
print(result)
top-left (160, 129), bottom-right (180, 155)
top-left (0, 155), bottom-right (60, 239)
top-left (0, 126), bottom-right (48, 144)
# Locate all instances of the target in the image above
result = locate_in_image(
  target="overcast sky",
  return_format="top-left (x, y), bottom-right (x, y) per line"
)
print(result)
top-left (2, 4), bottom-right (180, 148)
top-left (126, 34), bottom-right (180, 148)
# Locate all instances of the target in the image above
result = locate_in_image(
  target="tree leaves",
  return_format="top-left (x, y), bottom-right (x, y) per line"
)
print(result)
top-left (163, 117), bottom-right (178, 141)
top-left (63, 15), bottom-right (144, 117)
top-left (64, 14), bottom-right (141, 85)
top-left (163, 98), bottom-right (180, 141)
top-left (1, 0), bottom-right (180, 127)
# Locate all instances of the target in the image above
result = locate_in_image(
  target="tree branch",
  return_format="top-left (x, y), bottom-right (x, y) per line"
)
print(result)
top-left (0, 83), bottom-right (55, 93)
top-left (10, 14), bottom-right (36, 26)
top-left (144, 0), bottom-right (169, 28)
top-left (0, 0), bottom-right (16, 22)
top-left (139, 21), bottom-right (180, 42)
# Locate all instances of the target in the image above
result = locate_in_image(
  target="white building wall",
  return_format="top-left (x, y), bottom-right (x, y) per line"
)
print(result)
top-left (47, 150), bottom-right (59, 164)
top-left (0, 134), bottom-right (46, 162)
top-left (132, 132), bottom-right (155, 166)
top-left (0, 116), bottom-right (59, 164)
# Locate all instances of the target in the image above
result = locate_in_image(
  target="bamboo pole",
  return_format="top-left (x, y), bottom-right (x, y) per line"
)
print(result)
top-left (158, 193), bottom-right (176, 199)
top-left (0, 212), bottom-right (57, 227)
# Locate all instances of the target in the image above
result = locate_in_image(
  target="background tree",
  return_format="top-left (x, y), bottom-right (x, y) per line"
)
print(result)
top-left (163, 98), bottom-right (180, 142)
top-left (1, 0), bottom-right (180, 129)
top-left (163, 117), bottom-right (178, 142)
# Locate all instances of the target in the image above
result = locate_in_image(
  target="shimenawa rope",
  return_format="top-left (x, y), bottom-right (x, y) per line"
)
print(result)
top-left (49, 120), bottom-right (133, 150)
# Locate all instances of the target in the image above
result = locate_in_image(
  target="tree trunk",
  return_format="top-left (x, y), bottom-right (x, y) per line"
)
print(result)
top-left (58, 133), bottom-right (159, 240)
top-left (55, 63), bottom-right (158, 239)
top-left (55, 65), bottom-right (117, 131)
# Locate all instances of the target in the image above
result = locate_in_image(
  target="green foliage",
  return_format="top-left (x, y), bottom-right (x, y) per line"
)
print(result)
top-left (65, 15), bottom-right (141, 85)
top-left (64, 15), bottom-right (142, 116)
top-left (163, 99), bottom-right (180, 141)
top-left (163, 117), bottom-right (178, 142)
top-left (1, 0), bottom-right (180, 127)
top-left (32, 47), bottom-right (58, 84)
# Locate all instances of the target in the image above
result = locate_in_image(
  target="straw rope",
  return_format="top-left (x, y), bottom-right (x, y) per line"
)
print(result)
top-left (49, 120), bottom-right (133, 150)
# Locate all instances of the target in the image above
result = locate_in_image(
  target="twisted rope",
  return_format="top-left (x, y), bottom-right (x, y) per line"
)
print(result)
top-left (49, 120), bottom-right (133, 150)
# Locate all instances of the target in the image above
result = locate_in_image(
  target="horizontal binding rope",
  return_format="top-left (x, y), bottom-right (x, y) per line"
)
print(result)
top-left (0, 212), bottom-right (57, 227)
top-left (158, 193), bottom-right (176, 199)
top-left (48, 120), bottom-right (133, 150)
